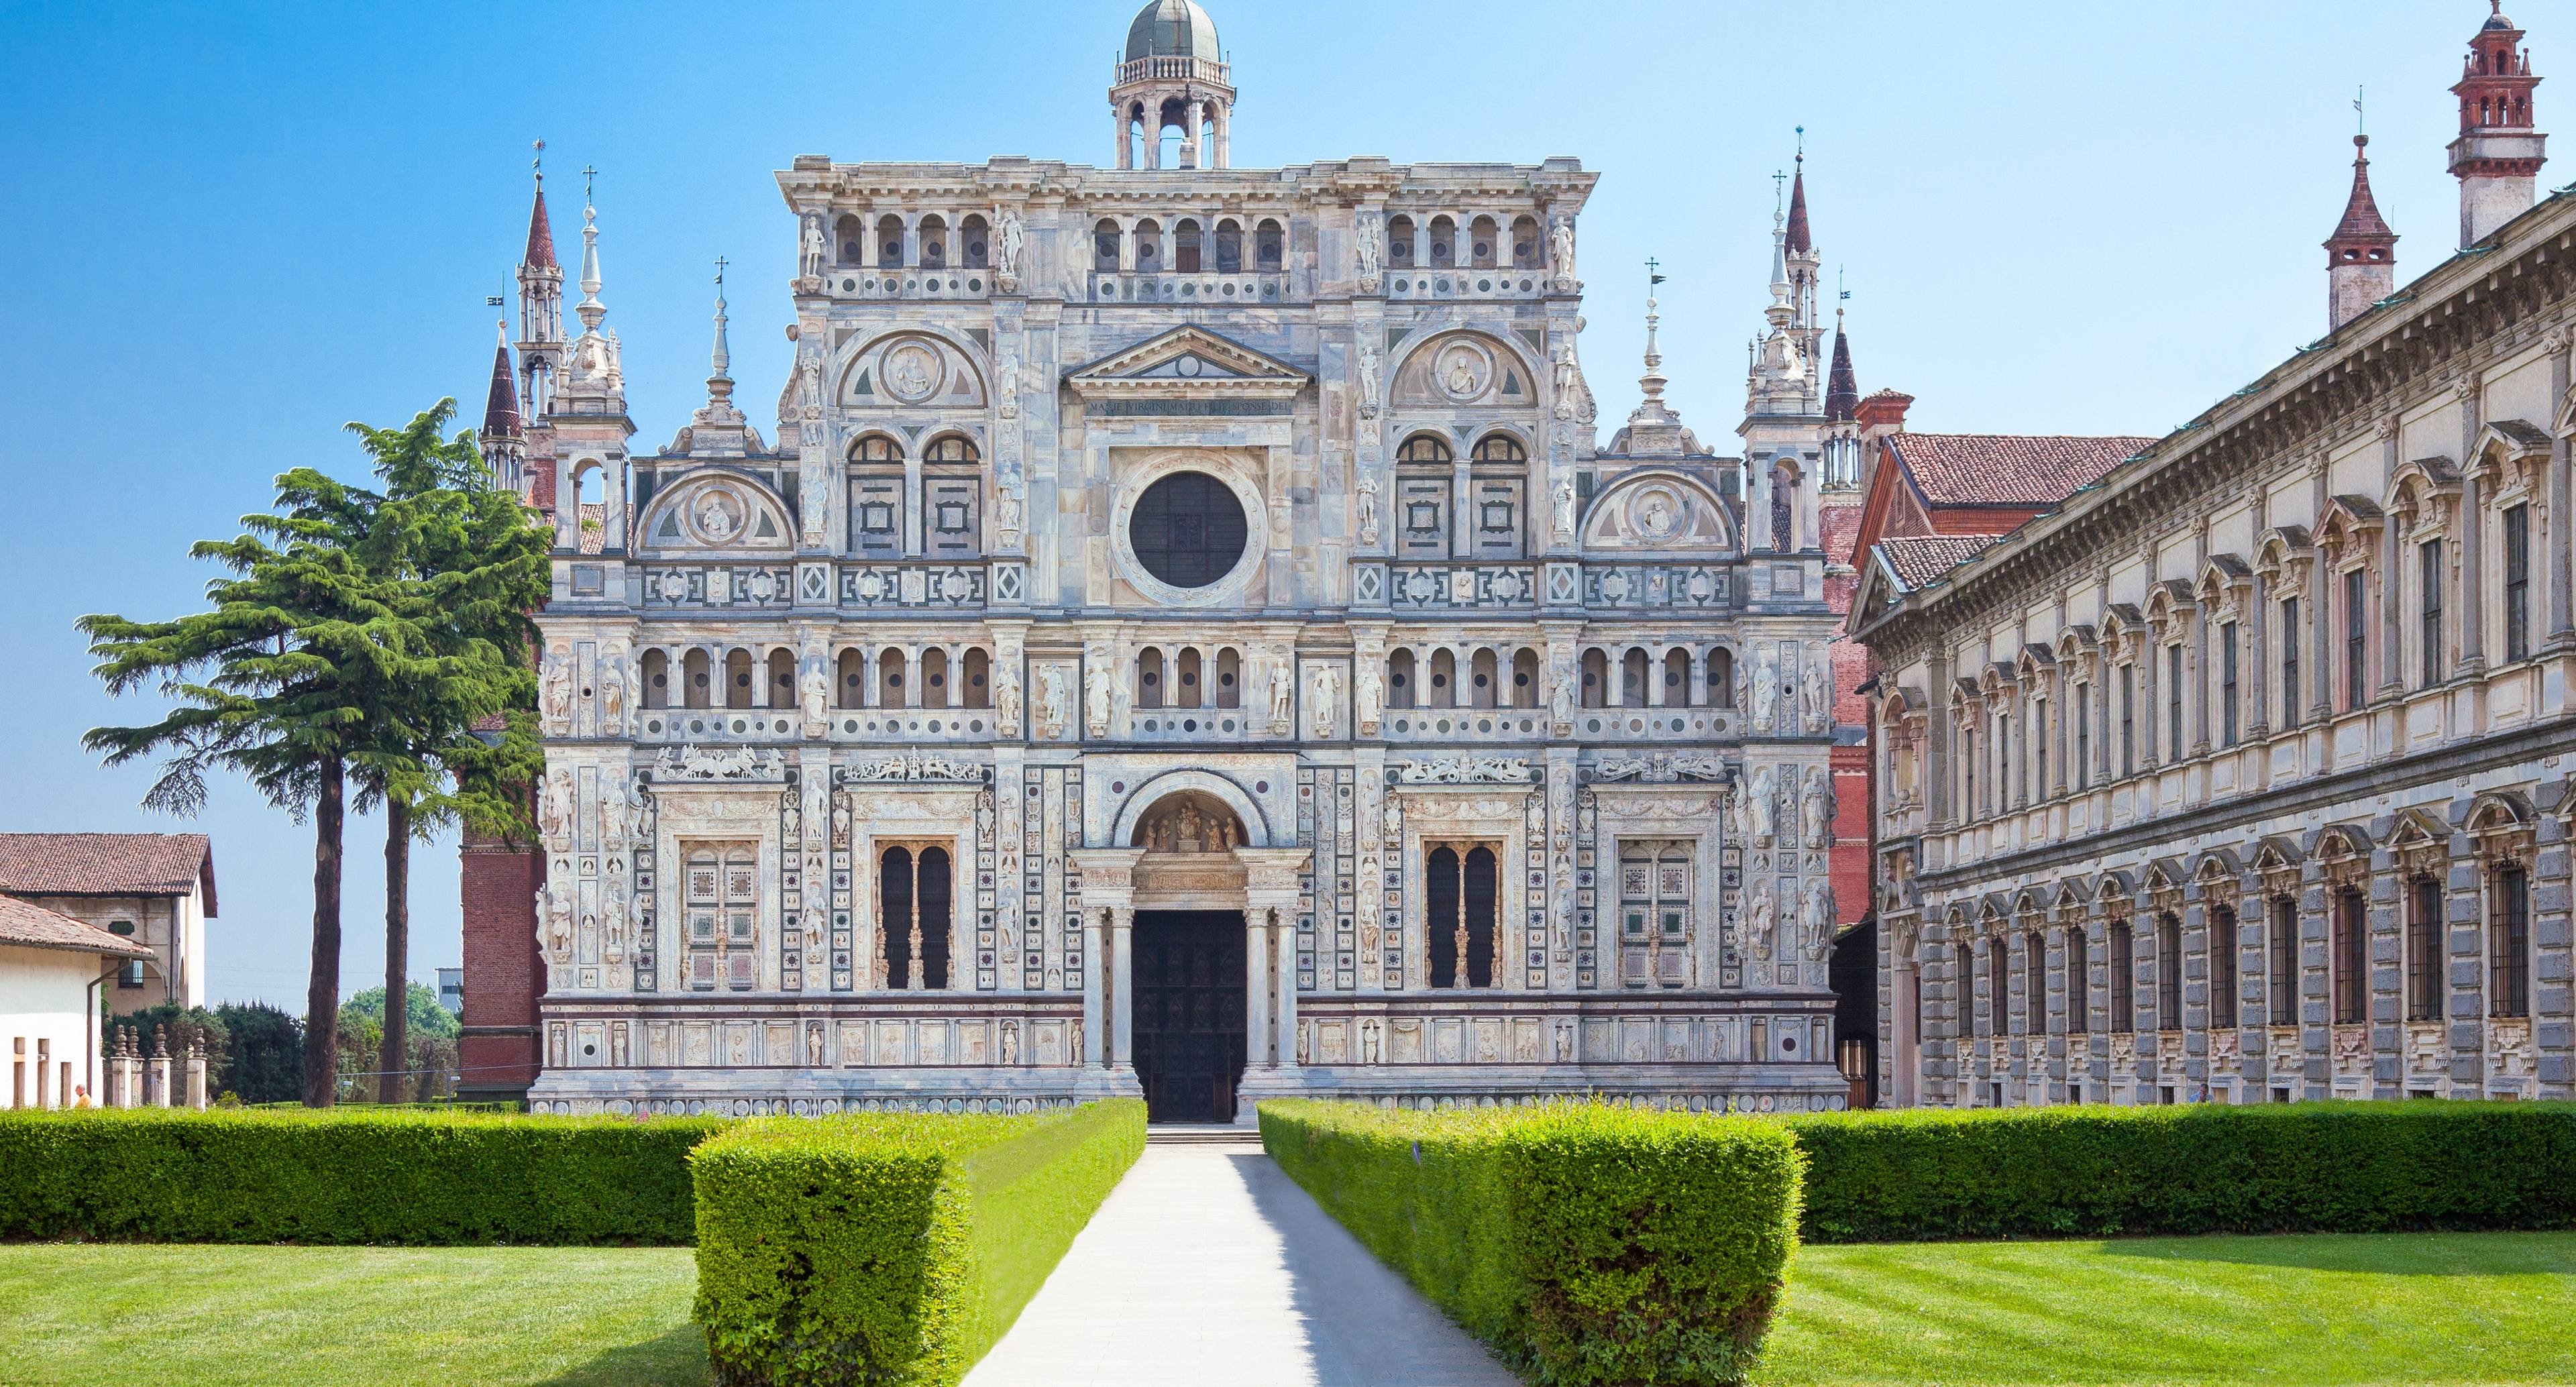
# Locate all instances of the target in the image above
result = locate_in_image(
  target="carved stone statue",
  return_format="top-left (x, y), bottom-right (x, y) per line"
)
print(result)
top-left (800, 663), bottom-right (830, 736)
top-left (1747, 881), bottom-right (1776, 960)
top-left (1036, 663), bottom-right (1069, 739)
top-left (542, 655), bottom-right (574, 734)
top-left (1802, 879), bottom-right (1835, 961)
top-left (1355, 466), bottom-right (1380, 547)
top-left (1550, 659), bottom-right (1575, 730)
top-left (600, 649), bottom-right (627, 736)
top-left (1356, 661), bottom-right (1385, 734)
top-left (1803, 663), bottom-right (1829, 734)
top-left (1307, 663), bottom-right (1339, 739)
top-left (996, 664), bottom-right (1022, 736)
top-left (1000, 1020), bottom-right (1020, 1066)
top-left (995, 486), bottom-right (1024, 549)
top-left (541, 768), bottom-right (574, 844)
top-left (600, 875), bottom-right (627, 964)
top-left (806, 1023), bottom-right (824, 1066)
top-left (1752, 651), bottom-right (1779, 732)
top-left (996, 352), bottom-right (1019, 421)
top-left (1550, 341), bottom-right (1577, 420)
top-left (1355, 343), bottom-right (1382, 421)
top-left (1732, 780), bottom-right (1757, 848)
top-left (1361, 1017), bottom-right (1383, 1064)
top-left (1548, 215), bottom-right (1577, 288)
top-left (1086, 661), bottom-right (1114, 737)
top-left (1803, 766), bottom-right (1833, 849)
top-left (799, 214), bottom-right (826, 278)
top-left (995, 210), bottom-right (1025, 290)
top-left (541, 885), bottom-right (572, 957)
top-left (1750, 766), bottom-right (1777, 844)
top-left (1269, 658), bottom-right (1295, 733)
top-left (1554, 478), bottom-right (1578, 545)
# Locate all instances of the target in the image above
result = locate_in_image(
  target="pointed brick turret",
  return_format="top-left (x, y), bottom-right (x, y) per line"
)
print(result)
top-left (1824, 323), bottom-right (1859, 422)
top-left (523, 180), bottom-right (558, 271)
top-left (2326, 134), bottom-right (2399, 331)
top-left (482, 330), bottom-right (522, 441)
top-left (2451, 2), bottom-right (2547, 247)
top-left (1784, 164), bottom-right (1812, 256)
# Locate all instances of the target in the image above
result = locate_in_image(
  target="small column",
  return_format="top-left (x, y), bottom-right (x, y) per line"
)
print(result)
top-left (146, 1036), bottom-right (170, 1109)
top-left (1182, 99), bottom-right (1203, 169)
top-left (1113, 105), bottom-right (1130, 170)
top-left (185, 1039), bottom-right (207, 1111)
top-left (1244, 909), bottom-right (1271, 1066)
top-left (1112, 906), bottom-right (1136, 1070)
top-left (1272, 907), bottom-right (1299, 1070)
top-left (1083, 907), bottom-right (1106, 1067)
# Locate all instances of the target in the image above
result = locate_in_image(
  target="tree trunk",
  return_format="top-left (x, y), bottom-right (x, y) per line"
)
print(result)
top-left (303, 755), bottom-right (344, 1107)
top-left (378, 796), bottom-right (411, 1105)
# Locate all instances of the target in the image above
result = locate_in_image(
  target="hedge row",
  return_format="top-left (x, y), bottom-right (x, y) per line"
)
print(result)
top-left (1785, 1101), bottom-right (2576, 1243)
top-left (0, 1107), bottom-right (724, 1245)
top-left (691, 1097), bottom-right (1145, 1387)
top-left (1260, 1099), bottom-right (1802, 1387)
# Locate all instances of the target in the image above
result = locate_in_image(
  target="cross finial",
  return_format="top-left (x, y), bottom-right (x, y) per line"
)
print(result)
top-left (582, 164), bottom-right (597, 203)
top-left (1772, 168), bottom-right (1787, 211)
top-left (531, 137), bottom-right (545, 182)
top-left (713, 254), bottom-right (729, 288)
top-left (2354, 85), bottom-right (2366, 138)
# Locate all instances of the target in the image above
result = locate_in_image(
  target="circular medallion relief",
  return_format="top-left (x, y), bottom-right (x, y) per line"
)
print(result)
top-left (1627, 483), bottom-right (1687, 543)
top-left (1434, 341), bottom-right (1494, 401)
top-left (883, 341), bottom-right (943, 403)
top-left (686, 485), bottom-right (749, 545)
top-left (1128, 472), bottom-right (1248, 590)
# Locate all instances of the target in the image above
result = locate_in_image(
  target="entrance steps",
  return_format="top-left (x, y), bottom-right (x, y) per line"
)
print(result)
top-left (1145, 1123), bottom-right (1263, 1147)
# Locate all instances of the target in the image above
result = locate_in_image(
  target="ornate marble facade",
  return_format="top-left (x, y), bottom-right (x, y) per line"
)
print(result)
top-left (481, 1), bottom-right (1847, 1120)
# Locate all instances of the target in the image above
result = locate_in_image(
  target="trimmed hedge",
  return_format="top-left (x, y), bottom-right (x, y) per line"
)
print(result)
top-left (0, 1107), bottom-right (724, 1244)
top-left (1786, 1101), bottom-right (2576, 1243)
top-left (1260, 1099), bottom-right (1802, 1387)
top-left (691, 1097), bottom-right (1145, 1387)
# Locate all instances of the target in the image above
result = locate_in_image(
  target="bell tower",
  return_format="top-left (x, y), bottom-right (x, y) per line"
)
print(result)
top-left (1110, 0), bottom-right (1234, 170)
top-left (2451, 2), bottom-right (2546, 247)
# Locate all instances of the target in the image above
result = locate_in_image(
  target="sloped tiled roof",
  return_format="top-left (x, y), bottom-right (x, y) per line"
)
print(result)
top-left (1888, 433), bottom-right (2157, 508)
top-left (1877, 535), bottom-right (1998, 591)
top-left (0, 896), bottom-right (152, 960)
top-left (0, 834), bottom-right (215, 913)
top-left (578, 502), bottom-right (606, 555)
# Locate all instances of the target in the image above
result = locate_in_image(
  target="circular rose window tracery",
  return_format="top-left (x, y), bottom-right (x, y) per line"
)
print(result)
top-left (1128, 472), bottom-right (1248, 590)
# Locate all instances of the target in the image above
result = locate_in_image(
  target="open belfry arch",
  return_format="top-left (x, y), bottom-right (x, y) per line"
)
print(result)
top-left (468, 0), bottom-right (1848, 1121)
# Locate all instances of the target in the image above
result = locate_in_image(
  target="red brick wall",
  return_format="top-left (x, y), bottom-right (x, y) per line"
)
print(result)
top-left (458, 834), bottom-right (543, 1101)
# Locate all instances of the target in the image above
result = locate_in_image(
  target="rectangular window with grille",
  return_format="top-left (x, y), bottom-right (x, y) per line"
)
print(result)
top-left (2066, 927), bottom-right (2089, 1033)
top-left (2074, 684), bottom-right (2091, 790)
top-left (2332, 888), bottom-right (2366, 1025)
top-left (2220, 622), bottom-right (2239, 746)
top-left (2279, 597), bottom-right (2300, 729)
top-left (2119, 666), bottom-right (2135, 777)
top-left (2033, 698), bottom-right (2049, 799)
top-left (2344, 567), bottom-right (2368, 711)
top-left (2025, 932), bottom-right (2047, 1034)
top-left (2505, 504), bottom-right (2531, 663)
top-left (2108, 921), bottom-right (2135, 1032)
top-left (1989, 936), bottom-right (2009, 1030)
top-left (2166, 645), bottom-right (2184, 758)
top-left (2419, 539), bottom-right (2443, 689)
top-left (2491, 863), bottom-right (2530, 1018)
top-left (2157, 915), bottom-right (2182, 1032)
top-left (2268, 897), bottom-right (2299, 1025)
top-left (2406, 877), bottom-right (2443, 1023)
top-left (2210, 906), bottom-right (2237, 1026)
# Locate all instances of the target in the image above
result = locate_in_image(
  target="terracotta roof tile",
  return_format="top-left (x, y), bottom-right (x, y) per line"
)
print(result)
top-left (1888, 433), bottom-right (2157, 508)
top-left (578, 502), bottom-right (605, 555)
top-left (0, 834), bottom-right (215, 914)
top-left (1876, 534), bottom-right (1998, 590)
top-left (0, 896), bottom-right (152, 960)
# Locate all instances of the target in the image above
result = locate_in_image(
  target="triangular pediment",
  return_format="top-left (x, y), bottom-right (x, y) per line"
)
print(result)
top-left (1065, 325), bottom-right (1311, 398)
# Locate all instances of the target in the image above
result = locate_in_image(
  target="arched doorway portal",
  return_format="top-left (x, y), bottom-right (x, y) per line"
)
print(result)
top-left (1128, 791), bottom-right (1250, 1122)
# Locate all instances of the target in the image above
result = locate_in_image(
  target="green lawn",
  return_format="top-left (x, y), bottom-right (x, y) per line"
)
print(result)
top-left (0, 1232), bottom-right (2569, 1386)
top-left (1762, 1231), bottom-right (2576, 1386)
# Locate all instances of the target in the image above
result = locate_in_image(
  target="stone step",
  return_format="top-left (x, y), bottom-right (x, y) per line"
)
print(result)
top-left (1145, 1124), bottom-right (1264, 1146)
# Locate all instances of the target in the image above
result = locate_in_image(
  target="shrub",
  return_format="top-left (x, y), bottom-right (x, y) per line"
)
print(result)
top-left (1260, 1099), bottom-right (1803, 1387)
top-left (0, 1107), bottom-right (722, 1244)
top-left (1784, 1101), bottom-right (2576, 1243)
top-left (692, 1098), bottom-right (1144, 1387)
top-left (213, 1001), bottom-right (303, 1103)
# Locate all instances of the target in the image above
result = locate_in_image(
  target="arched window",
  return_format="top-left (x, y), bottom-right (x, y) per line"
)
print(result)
top-left (877, 844), bottom-right (955, 991)
top-left (837, 649), bottom-right (865, 709)
top-left (1619, 841), bottom-right (1692, 987)
top-left (1399, 434), bottom-right (1452, 466)
top-left (642, 649), bottom-right (669, 710)
top-left (1468, 215), bottom-right (1498, 268)
top-left (1427, 215), bottom-right (1455, 268)
top-left (962, 649), bottom-right (990, 709)
top-left (1511, 648), bottom-right (1538, 708)
top-left (922, 435), bottom-right (979, 465)
top-left (1134, 218), bottom-right (1163, 272)
top-left (1510, 215), bottom-right (1540, 269)
top-left (877, 214), bottom-right (905, 270)
top-left (1214, 647), bottom-right (1241, 708)
top-left (1580, 648), bottom-right (1608, 708)
top-left (1389, 649), bottom-right (1416, 709)
top-left (684, 843), bottom-right (758, 991)
top-left (1426, 843), bottom-right (1498, 989)
top-left (1420, 648), bottom-right (1450, 708)
top-left (960, 215), bottom-right (989, 269)
top-left (1095, 219), bottom-right (1122, 272)
top-left (1385, 215), bottom-right (1415, 268)
top-left (2156, 913), bottom-right (2182, 1032)
top-left (1707, 648), bottom-right (1735, 708)
top-left (1215, 219), bottom-right (1243, 272)
top-left (877, 648), bottom-right (907, 709)
top-left (1620, 649), bottom-right (1648, 708)
top-left (1174, 218), bottom-right (1203, 273)
top-left (851, 434), bottom-right (902, 464)
top-left (1469, 648), bottom-right (1498, 710)
top-left (767, 649), bottom-right (795, 710)
top-left (682, 649), bottom-right (712, 710)
top-left (1254, 219), bottom-right (1283, 272)
top-left (835, 213), bottom-right (865, 266)
top-left (1136, 648), bottom-right (1165, 710)
top-left (724, 649), bottom-right (755, 710)
top-left (1663, 649), bottom-right (1690, 706)
top-left (851, 434), bottom-right (904, 557)
top-left (918, 215), bottom-right (948, 270)
top-left (920, 647), bottom-right (951, 710)
top-left (1471, 434), bottom-right (1527, 465)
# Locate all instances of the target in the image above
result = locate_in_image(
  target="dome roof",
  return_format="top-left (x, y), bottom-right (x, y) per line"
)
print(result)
top-left (1125, 0), bottom-right (1221, 63)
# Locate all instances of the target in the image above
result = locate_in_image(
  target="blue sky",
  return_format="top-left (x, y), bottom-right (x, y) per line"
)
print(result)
top-left (0, 1), bottom-right (2535, 1008)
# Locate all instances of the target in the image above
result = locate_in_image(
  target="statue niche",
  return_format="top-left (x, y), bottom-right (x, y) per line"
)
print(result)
top-left (1130, 791), bottom-right (1247, 856)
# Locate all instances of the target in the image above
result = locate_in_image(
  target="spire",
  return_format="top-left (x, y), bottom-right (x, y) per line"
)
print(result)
top-left (1619, 259), bottom-right (1690, 457)
top-left (576, 166), bottom-right (605, 333)
top-left (1825, 308), bottom-right (1859, 423)
top-left (2451, 2), bottom-right (2547, 247)
top-left (1784, 156), bottom-right (1812, 256)
top-left (2326, 132), bottom-right (2400, 331)
top-left (523, 157), bottom-right (558, 272)
top-left (1638, 259), bottom-right (1668, 406)
top-left (706, 256), bottom-right (734, 402)
top-left (482, 323), bottom-right (522, 440)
